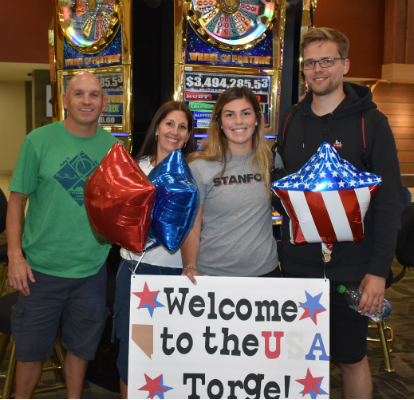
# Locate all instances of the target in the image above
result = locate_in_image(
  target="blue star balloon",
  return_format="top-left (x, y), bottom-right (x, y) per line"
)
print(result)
top-left (146, 150), bottom-right (199, 253)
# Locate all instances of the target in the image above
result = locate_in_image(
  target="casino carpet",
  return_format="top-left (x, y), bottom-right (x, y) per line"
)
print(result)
top-left (330, 261), bottom-right (414, 399)
top-left (1, 230), bottom-right (414, 398)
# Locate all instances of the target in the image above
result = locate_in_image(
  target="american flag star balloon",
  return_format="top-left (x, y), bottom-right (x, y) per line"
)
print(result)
top-left (271, 142), bottom-right (382, 248)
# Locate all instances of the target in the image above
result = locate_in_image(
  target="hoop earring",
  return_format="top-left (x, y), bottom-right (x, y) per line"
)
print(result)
top-left (183, 141), bottom-right (187, 148)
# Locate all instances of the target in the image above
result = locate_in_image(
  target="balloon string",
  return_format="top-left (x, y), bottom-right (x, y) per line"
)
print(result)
top-left (129, 251), bottom-right (147, 275)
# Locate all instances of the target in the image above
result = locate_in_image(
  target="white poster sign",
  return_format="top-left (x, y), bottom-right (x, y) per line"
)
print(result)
top-left (128, 276), bottom-right (330, 399)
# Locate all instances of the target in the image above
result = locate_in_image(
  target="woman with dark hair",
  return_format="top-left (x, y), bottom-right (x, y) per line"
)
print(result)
top-left (137, 100), bottom-right (195, 163)
top-left (181, 86), bottom-right (279, 283)
top-left (113, 100), bottom-right (195, 398)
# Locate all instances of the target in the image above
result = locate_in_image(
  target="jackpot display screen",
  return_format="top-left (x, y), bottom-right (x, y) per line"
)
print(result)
top-left (183, 70), bottom-right (272, 128)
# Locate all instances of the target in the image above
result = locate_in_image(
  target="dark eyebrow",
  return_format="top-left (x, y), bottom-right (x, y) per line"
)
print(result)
top-left (166, 118), bottom-right (187, 125)
top-left (304, 56), bottom-right (332, 62)
top-left (223, 107), bottom-right (253, 113)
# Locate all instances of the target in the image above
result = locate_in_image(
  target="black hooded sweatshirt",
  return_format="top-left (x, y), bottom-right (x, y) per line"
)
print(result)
top-left (279, 82), bottom-right (402, 282)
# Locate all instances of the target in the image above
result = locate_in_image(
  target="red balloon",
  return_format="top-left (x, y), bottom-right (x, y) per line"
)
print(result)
top-left (84, 142), bottom-right (155, 253)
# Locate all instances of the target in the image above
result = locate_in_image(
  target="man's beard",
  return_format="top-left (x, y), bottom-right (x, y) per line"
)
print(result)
top-left (307, 76), bottom-right (341, 96)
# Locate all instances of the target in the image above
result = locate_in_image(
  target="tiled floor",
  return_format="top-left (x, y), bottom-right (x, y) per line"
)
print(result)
top-left (1, 231), bottom-right (413, 398)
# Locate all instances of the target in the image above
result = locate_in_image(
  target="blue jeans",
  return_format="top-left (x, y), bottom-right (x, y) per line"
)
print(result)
top-left (112, 259), bottom-right (182, 385)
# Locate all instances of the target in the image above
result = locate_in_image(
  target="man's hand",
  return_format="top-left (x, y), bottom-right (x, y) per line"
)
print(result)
top-left (6, 191), bottom-right (32, 296)
top-left (8, 254), bottom-right (35, 296)
top-left (358, 274), bottom-right (386, 315)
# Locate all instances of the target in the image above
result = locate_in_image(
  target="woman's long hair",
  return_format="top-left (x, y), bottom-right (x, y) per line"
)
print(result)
top-left (137, 101), bottom-right (195, 163)
top-left (187, 87), bottom-right (273, 200)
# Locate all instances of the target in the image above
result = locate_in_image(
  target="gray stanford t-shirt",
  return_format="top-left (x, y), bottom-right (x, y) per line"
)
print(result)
top-left (189, 151), bottom-right (278, 277)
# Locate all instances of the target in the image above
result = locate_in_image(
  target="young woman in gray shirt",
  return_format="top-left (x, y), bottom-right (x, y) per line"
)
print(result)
top-left (181, 87), bottom-right (279, 282)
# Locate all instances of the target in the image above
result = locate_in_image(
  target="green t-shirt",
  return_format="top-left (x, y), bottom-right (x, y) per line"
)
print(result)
top-left (9, 121), bottom-right (118, 278)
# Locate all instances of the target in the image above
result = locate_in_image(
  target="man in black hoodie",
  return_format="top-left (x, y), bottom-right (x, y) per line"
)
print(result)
top-left (279, 28), bottom-right (402, 398)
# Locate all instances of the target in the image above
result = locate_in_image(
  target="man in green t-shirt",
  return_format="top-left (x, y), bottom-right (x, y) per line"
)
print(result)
top-left (7, 72), bottom-right (118, 398)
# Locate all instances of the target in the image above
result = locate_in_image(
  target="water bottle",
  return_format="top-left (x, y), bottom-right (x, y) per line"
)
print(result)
top-left (337, 285), bottom-right (392, 322)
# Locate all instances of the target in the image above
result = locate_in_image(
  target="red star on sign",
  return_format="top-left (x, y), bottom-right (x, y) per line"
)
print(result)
top-left (133, 282), bottom-right (160, 309)
top-left (139, 374), bottom-right (166, 399)
top-left (296, 368), bottom-right (323, 397)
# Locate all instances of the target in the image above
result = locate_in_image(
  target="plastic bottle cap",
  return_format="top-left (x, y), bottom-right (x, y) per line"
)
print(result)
top-left (337, 285), bottom-right (346, 294)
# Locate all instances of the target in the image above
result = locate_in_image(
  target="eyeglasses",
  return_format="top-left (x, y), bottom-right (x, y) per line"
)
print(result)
top-left (302, 57), bottom-right (345, 70)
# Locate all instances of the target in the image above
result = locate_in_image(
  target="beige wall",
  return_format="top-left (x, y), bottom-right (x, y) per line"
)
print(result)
top-left (0, 80), bottom-right (27, 199)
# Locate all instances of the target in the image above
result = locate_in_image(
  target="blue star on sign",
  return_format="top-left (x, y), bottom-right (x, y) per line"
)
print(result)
top-left (152, 375), bottom-right (173, 399)
top-left (299, 292), bottom-right (327, 324)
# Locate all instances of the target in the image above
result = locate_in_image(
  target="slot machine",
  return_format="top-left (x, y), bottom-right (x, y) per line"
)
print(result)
top-left (174, 0), bottom-right (282, 148)
top-left (50, 0), bottom-right (133, 150)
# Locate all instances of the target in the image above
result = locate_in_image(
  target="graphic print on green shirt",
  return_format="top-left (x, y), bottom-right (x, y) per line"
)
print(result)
top-left (54, 151), bottom-right (100, 206)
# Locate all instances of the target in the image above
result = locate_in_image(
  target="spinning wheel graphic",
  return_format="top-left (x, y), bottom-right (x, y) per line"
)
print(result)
top-left (188, 0), bottom-right (277, 50)
top-left (57, 0), bottom-right (121, 53)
